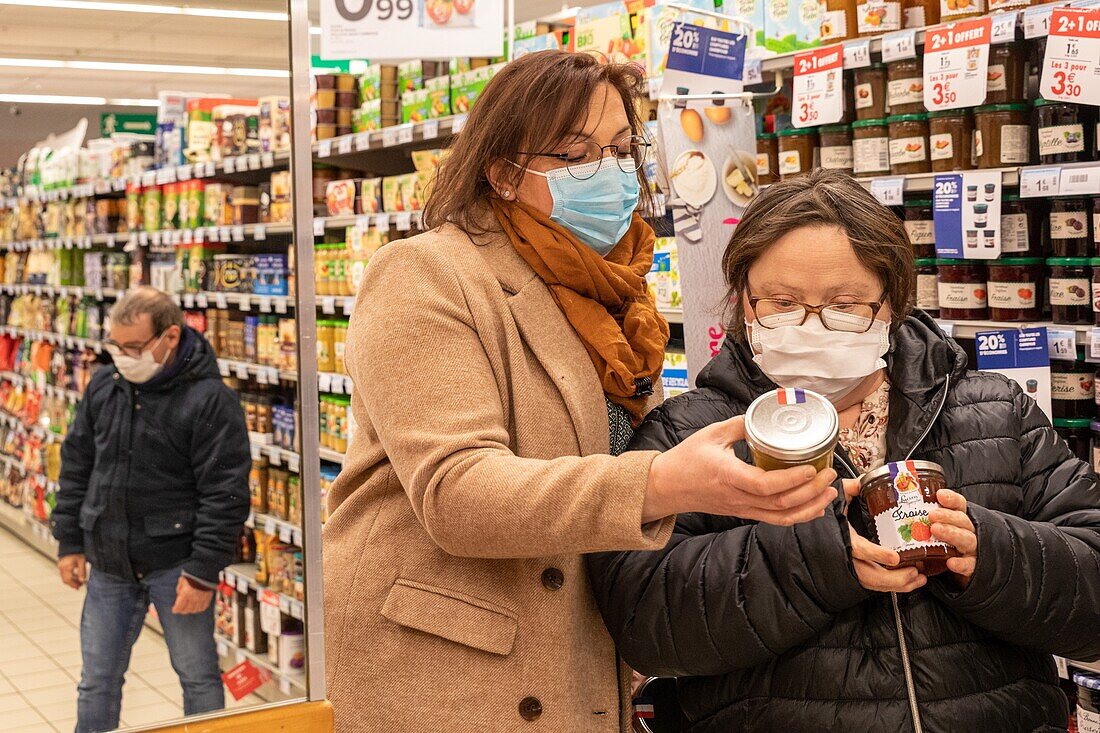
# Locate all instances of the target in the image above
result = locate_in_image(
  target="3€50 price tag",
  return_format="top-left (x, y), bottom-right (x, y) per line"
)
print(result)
top-left (792, 45), bottom-right (845, 128)
top-left (1040, 7), bottom-right (1100, 107)
top-left (923, 17), bottom-right (993, 111)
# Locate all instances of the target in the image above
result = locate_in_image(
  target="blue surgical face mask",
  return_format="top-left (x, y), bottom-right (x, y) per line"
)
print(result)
top-left (512, 157), bottom-right (640, 255)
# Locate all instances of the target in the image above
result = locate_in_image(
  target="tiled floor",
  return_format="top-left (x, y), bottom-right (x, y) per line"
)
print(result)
top-left (0, 528), bottom-right (187, 732)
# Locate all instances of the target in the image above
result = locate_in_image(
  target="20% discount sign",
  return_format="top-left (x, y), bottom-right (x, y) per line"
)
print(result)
top-left (923, 17), bottom-right (992, 111)
top-left (792, 45), bottom-right (844, 128)
top-left (1040, 7), bottom-right (1100, 108)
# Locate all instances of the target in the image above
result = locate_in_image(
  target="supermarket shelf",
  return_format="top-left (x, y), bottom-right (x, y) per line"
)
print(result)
top-left (214, 634), bottom-right (305, 697)
top-left (2, 221), bottom-right (293, 253)
top-left (936, 319), bottom-right (1094, 340)
top-left (0, 284), bottom-right (121, 300)
top-left (248, 436), bottom-right (301, 473)
top-left (218, 359), bottom-right (296, 384)
top-left (1069, 658), bottom-right (1100, 675)
top-left (660, 309), bottom-right (684, 325)
top-left (313, 115), bottom-right (467, 162)
top-left (0, 499), bottom-right (56, 561)
top-left (318, 447), bottom-right (345, 465)
top-left (0, 371), bottom-right (82, 403)
top-left (318, 372), bottom-right (352, 395)
top-left (854, 167), bottom-right (1022, 196)
top-left (177, 291), bottom-right (294, 315)
top-left (0, 414), bottom-right (64, 447)
top-left (224, 563), bottom-right (305, 621)
top-left (314, 210), bottom-right (423, 233)
top-left (246, 510), bottom-right (303, 547)
top-left (0, 325), bottom-right (103, 353)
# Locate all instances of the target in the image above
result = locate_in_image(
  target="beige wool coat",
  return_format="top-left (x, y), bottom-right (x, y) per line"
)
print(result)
top-left (323, 218), bottom-right (677, 733)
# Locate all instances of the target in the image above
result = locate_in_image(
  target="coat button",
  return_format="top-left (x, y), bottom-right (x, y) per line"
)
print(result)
top-left (135, 404), bottom-right (141, 410)
top-left (541, 568), bottom-right (564, 591)
top-left (113, 373), bottom-right (119, 380)
top-left (173, 523), bottom-right (181, 529)
top-left (519, 697), bottom-right (542, 721)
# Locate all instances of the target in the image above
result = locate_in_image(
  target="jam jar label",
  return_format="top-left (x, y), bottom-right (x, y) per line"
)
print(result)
top-left (1050, 277), bottom-right (1090, 305)
top-left (779, 150), bottom-right (803, 175)
top-left (1038, 124), bottom-right (1085, 156)
top-left (857, 0), bottom-right (901, 34)
top-left (820, 145), bottom-right (854, 170)
top-left (1095, 212), bottom-right (1100, 244)
top-left (905, 220), bottom-right (935, 246)
top-left (1093, 442), bottom-right (1100, 472)
top-left (903, 5), bottom-right (925, 27)
top-left (1077, 705), bottom-right (1100, 733)
top-left (1092, 282), bottom-right (1100, 314)
top-left (938, 281), bottom-right (987, 309)
top-left (854, 82), bottom-right (875, 109)
top-left (917, 274), bottom-right (938, 310)
top-left (988, 281), bottom-right (1036, 309)
top-left (889, 136), bottom-right (927, 165)
top-left (853, 137), bottom-right (890, 174)
top-left (929, 133), bottom-right (954, 161)
top-left (999, 125), bottom-right (1030, 165)
top-left (756, 153), bottom-right (771, 177)
top-left (1051, 371), bottom-right (1094, 401)
top-left (940, 0), bottom-right (986, 19)
top-left (819, 8), bottom-right (849, 40)
top-left (887, 77), bottom-right (923, 106)
top-left (1000, 213), bottom-right (1029, 252)
top-left (1051, 211), bottom-right (1088, 239)
top-left (872, 462), bottom-right (950, 553)
top-left (986, 64), bottom-right (1007, 92)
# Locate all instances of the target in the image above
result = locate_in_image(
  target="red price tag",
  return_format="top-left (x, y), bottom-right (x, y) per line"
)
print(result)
top-left (792, 44), bottom-right (845, 129)
top-left (222, 660), bottom-right (270, 701)
top-left (1040, 7), bottom-right (1100, 107)
top-left (923, 17), bottom-right (992, 111)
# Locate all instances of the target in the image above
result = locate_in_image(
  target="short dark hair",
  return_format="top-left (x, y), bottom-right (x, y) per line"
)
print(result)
top-left (722, 169), bottom-right (914, 340)
top-left (109, 286), bottom-right (184, 334)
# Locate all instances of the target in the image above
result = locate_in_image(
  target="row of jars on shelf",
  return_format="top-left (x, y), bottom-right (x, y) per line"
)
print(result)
top-left (819, 0), bottom-right (1043, 43)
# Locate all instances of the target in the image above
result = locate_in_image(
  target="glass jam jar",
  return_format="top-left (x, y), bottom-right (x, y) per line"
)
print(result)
top-left (987, 257), bottom-right (1042, 321)
top-left (1035, 98), bottom-right (1086, 165)
top-left (859, 460), bottom-right (959, 575)
top-left (1092, 256), bottom-right (1100, 326)
top-left (1094, 196), bottom-right (1100, 254)
top-left (1055, 418), bottom-right (1094, 464)
top-left (757, 133), bottom-right (779, 185)
top-left (857, 0), bottom-right (903, 36)
top-left (778, 128), bottom-right (818, 180)
top-left (903, 200), bottom-right (935, 258)
top-left (819, 124), bottom-right (854, 172)
top-left (820, 0), bottom-right (859, 42)
top-left (928, 109), bottom-right (973, 172)
top-left (903, 0), bottom-right (939, 26)
top-left (1048, 257), bottom-right (1092, 325)
top-left (887, 58), bottom-right (924, 115)
top-left (1050, 199), bottom-right (1090, 258)
top-left (1051, 354), bottom-right (1095, 420)
top-left (939, 0), bottom-right (984, 22)
top-left (937, 259), bottom-right (988, 320)
top-left (973, 104), bottom-right (1030, 168)
top-left (888, 114), bottom-right (929, 175)
top-left (852, 119), bottom-right (891, 176)
top-left (915, 258), bottom-right (939, 317)
top-left (853, 64), bottom-right (887, 121)
top-left (744, 388), bottom-right (839, 472)
top-left (985, 42), bottom-right (1027, 105)
top-left (1000, 195), bottom-right (1041, 257)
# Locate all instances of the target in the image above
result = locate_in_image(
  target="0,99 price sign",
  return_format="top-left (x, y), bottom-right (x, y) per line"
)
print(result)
top-left (792, 45), bottom-right (844, 129)
top-left (923, 17), bottom-right (992, 112)
top-left (320, 0), bottom-right (503, 60)
top-left (1040, 7), bottom-right (1100, 108)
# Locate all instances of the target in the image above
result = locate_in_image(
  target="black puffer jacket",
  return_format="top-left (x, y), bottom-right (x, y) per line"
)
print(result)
top-left (588, 312), bottom-right (1100, 733)
top-left (51, 327), bottom-right (250, 584)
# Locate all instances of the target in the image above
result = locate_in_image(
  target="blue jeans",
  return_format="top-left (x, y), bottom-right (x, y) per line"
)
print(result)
top-left (75, 565), bottom-right (224, 733)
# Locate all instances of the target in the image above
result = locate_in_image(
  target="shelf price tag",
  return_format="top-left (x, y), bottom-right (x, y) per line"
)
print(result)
top-left (990, 12), bottom-right (1019, 43)
top-left (743, 57), bottom-right (763, 85)
top-left (287, 453), bottom-right (300, 473)
top-left (397, 124), bottom-right (415, 144)
top-left (1024, 3), bottom-right (1056, 38)
top-left (375, 212), bottom-right (391, 230)
top-left (342, 298), bottom-right (354, 316)
top-left (313, 218), bottom-right (325, 236)
top-left (321, 297), bottom-right (337, 315)
top-left (870, 177), bottom-right (905, 206)
top-left (259, 297), bottom-right (272, 313)
top-left (205, 161), bottom-right (216, 178)
top-left (395, 212), bottom-right (413, 231)
top-left (232, 226), bottom-right (245, 242)
top-left (183, 293), bottom-right (195, 309)
top-left (235, 364), bottom-right (250, 380)
top-left (923, 18), bottom-right (992, 112)
top-left (318, 140), bottom-right (333, 158)
top-left (261, 152), bottom-right (275, 168)
top-left (881, 29), bottom-right (917, 62)
top-left (1089, 328), bottom-right (1100, 360)
top-left (293, 528), bottom-right (303, 546)
top-left (422, 119), bottom-right (440, 140)
top-left (354, 133), bottom-right (370, 151)
top-left (1040, 7), bottom-right (1100, 106)
top-left (1058, 165), bottom-right (1100, 195)
top-left (319, 373), bottom-right (332, 392)
top-left (256, 366), bottom-right (269, 385)
top-left (290, 600), bottom-right (304, 620)
top-left (843, 38), bottom-right (871, 68)
top-left (260, 590), bottom-right (282, 636)
top-left (264, 517), bottom-right (277, 536)
top-left (236, 575), bottom-right (250, 594)
top-left (453, 114), bottom-right (468, 133)
top-left (279, 525), bottom-right (292, 543)
top-left (275, 299), bottom-right (288, 314)
top-left (223, 157), bottom-right (236, 174)
top-left (267, 446), bottom-right (281, 466)
top-left (382, 127), bottom-right (399, 147)
top-left (247, 154), bottom-right (261, 171)
top-left (196, 293), bottom-right (209, 308)
top-left (792, 44), bottom-right (844, 128)
top-left (337, 136), bottom-right (353, 155)
top-left (1048, 328), bottom-right (1077, 360)
top-left (1019, 166), bottom-right (1062, 197)
top-left (279, 595), bottom-right (291, 614)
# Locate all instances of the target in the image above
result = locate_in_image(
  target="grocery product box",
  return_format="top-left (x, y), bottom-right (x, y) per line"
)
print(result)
top-left (359, 178), bottom-right (382, 214)
top-left (662, 351), bottom-right (689, 397)
top-left (253, 254), bottom-right (289, 296)
top-left (514, 33), bottom-right (562, 57)
top-left (326, 180), bottom-right (358, 217)
top-left (398, 60), bottom-right (423, 94)
top-left (358, 64), bottom-right (383, 104)
top-left (353, 100), bottom-right (382, 133)
top-left (450, 63), bottom-right (506, 115)
top-left (259, 96), bottom-right (291, 153)
top-left (401, 89), bottom-right (431, 124)
top-left (425, 76), bottom-right (451, 119)
top-left (762, 0), bottom-right (820, 54)
top-left (514, 20), bottom-right (552, 39)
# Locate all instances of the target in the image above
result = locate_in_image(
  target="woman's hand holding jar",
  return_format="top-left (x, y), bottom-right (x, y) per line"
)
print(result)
top-left (928, 489), bottom-right (978, 588)
top-left (843, 479), bottom-right (927, 593)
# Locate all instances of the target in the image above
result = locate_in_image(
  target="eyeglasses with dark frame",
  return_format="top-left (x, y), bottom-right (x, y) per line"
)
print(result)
top-left (103, 329), bottom-right (167, 359)
top-left (516, 134), bottom-right (652, 181)
top-left (747, 294), bottom-right (888, 334)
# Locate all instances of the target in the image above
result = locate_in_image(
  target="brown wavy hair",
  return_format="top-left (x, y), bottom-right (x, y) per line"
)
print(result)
top-left (722, 169), bottom-right (914, 340)
top-left (422, 50), bottom-right (654, 233)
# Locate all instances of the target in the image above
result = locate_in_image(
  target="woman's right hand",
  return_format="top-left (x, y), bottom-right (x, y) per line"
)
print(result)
top-left (642, 416), bottom-right (838, 526)
top-left (842, 481), bottom-right (926, 593)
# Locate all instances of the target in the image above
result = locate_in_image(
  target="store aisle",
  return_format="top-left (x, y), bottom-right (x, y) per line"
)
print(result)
top-left (0, 528), bottom-right (184, 732)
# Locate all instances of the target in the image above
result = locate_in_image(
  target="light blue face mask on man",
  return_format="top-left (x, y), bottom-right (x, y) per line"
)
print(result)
top-left (515, 157), bottom-right (641, 256)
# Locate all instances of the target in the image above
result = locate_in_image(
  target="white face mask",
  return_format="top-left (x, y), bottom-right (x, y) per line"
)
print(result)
top-left (108, 332), bottom-right (167, 384)
top-left (748, 311), bottom-right (890, 404)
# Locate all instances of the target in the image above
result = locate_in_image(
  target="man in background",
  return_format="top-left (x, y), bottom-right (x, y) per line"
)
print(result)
top-left (51, 287), bottom-right (250, 733)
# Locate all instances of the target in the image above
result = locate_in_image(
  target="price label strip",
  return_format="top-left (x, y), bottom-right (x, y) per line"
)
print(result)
top-left (1040, 7), bottom-right (1100, 107)
top-left (881, 29), bottom-right (917, 62)
top-left (843, 38), bottom-right (871, 68)
top-left (792, 45), bottom-right (845, 128)
top-left (923, 18), bottom-right (992, 112)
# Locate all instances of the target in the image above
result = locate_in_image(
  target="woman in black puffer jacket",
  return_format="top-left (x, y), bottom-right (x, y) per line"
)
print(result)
top-left (587, 170), bottom-right (1100, 733)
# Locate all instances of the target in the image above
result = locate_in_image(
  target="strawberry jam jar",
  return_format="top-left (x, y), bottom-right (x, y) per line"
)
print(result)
top-left (860, 460), bottom-right (958, 575)
top-left (987, 257), bottom-right (1042, 321)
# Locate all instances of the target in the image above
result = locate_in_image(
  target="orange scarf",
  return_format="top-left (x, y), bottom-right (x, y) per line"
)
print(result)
top-left (492, 199), bottom-right (669, 426)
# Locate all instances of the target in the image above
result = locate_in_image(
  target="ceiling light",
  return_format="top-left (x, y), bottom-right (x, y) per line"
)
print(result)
top-left (0, 57), bottom-right (288, 78)
top-left (0, 0), bottom-right (287, 22)
top-left (0, 93), bottom-right (158, 106)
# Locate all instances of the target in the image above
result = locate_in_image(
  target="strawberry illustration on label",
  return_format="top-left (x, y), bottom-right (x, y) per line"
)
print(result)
top-left (974, 288), bottom-right (987, 300)
top-left (1018, 287), bottom-right (1033, 299)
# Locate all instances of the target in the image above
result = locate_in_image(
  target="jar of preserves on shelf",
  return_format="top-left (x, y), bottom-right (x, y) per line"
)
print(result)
top-left (985, 42), bottom-right (1026, 105)
top-left (903, 200), bottom-right (936, 258)
top-left (928, 109), bottom-right (973, 172)
top-left (745, 388), bottom-right (839, 472)
top-left (819, 124), bottom-right (854, 172)
top-left (1035, 98), bottom-right (1086, 165)
top-left (902, 0), bottom-right (939, 27)
top-left (915, 258), bottom-right (939, 316)
top-left (1000, 195), bottom-right (1041, 257)
top-left (987, 0), bottom-right (1032, 11)
top-left (317, 320), bottom-right (336, 372)
top-left (888, 114), bottom-right (929, 175)
top-left (756, 133), bottom-right (779, 185)
top-left (1094, 196), bottom-right (1100, 252)
top-left (1050, 199), bottom-right (1090, 258)
top-left (987, 257), bottom-right (1042, 321)
top-left (1048, 257), bottom-right (1092, 325)
top-left (939, 0), bottom-right (984, 22)
top-left (1092, 259), bottom-right (1100, 327)
top-left (857, 0), bottom-right (902, 36)
top-left (853, 64), bottom-right (887, 121)
top-left (1051, 355), bottom-right (1095, 420)
top-left (852, 119), bottom-right (891, 176)
top-left (937, 259), bottom-right (988, 320)
top-left (973, 104), bottom-right (1030, 168)
top-left (1092, 423), bottom-right (1100, 474)
top-left (1055, 418), bottom-right (1094, 463)
top-left (887, 58), bottom-right (924, 115)
top-left (777, 128), bottom-right (818, 180)
top-left (820, 0), bottom-right (859, 41)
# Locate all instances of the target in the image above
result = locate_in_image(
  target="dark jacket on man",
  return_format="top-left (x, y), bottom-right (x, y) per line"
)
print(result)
top-left (587, 312), bottom-right (1100, 733)
top-left (51, 326), bottom-right (250, 585)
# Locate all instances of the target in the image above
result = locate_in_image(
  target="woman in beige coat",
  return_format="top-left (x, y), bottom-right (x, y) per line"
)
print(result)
top-left (323, 50), bottom-right (839, 732)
